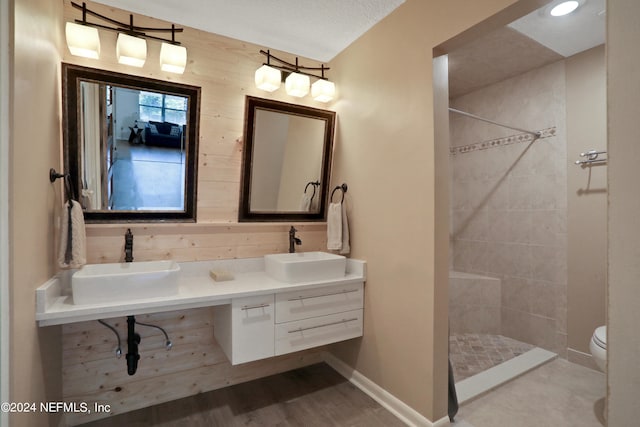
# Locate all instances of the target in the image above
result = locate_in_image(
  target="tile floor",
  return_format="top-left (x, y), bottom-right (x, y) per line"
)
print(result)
top-left (450, 333), bottom-right (534, 381)
top-left (454, 358), bottom-right (606, 427)
top-left (111, 141), bottom-right (185, 210)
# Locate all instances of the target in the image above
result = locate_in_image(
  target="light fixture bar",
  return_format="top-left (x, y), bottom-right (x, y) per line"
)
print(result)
top-left (70, 1), bottom-right (184, 45)
top-left (259, 50), bottom-right (330, 80)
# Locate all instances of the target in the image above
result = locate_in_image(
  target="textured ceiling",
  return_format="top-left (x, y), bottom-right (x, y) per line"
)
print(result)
top-left (92, 0), bottom-right (406, 62)
top-left (448, 27), bottom-right (563, 98)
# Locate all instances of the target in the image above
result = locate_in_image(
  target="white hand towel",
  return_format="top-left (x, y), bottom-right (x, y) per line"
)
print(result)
top-left (58, 200), bottom-right (87, 269)
top-left (300, 192), bottom-right (312, 211)
top-left (339, 202), bottom-right (350, 255)
top-left (327, 202), bottom-right (343, 250)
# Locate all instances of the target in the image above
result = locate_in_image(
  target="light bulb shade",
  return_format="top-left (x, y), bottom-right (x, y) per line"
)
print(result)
top-left (311, 79), bottom-right (335, 103)
top-left (255, 65), bottom-right (282, 92)
top-left (285, 72), bottom-right (310, 97)
top-left (116, 33), bottom-right (147, 67)
top-left (65, 22), bottom-right (100, 59)
top-left (160, 43), bottom-right (187, 74)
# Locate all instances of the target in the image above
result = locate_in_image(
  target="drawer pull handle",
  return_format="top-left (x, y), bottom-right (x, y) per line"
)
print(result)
top-left (287, 288), bottom-right (359, 302)
top-left (288, 317), bottom-right (359, 334)
top-left (240, 303), bottom-right (271, 311)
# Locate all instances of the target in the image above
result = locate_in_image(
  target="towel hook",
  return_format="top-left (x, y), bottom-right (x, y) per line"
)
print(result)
top-left (330, 183), bottom-right (348, 203)
top-left (50, 168), bottom-right (75, 201)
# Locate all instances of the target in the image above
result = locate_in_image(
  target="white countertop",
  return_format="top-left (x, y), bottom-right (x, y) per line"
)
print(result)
top-left (36, 257), bottom-right (366, 326)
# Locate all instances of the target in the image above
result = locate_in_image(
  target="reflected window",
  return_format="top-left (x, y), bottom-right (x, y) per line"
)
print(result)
top-left (139, 91), bottom-right (187, 125)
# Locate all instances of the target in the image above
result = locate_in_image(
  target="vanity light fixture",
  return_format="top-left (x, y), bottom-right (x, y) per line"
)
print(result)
top-left (65, 22), bottom-right (100, 59)
top-left (311, 65), bottom-right (335, 103)
top-left (255, 50), bottom-right (335, 103)
top-left (255, 64), bottom-right (282, 92)
top-left (66, 1), bottom-right (187, 74)
top-left (160, 42), bottom-right (187, 74)
top-left (159, 24), bottom-right (187, 74)
top-left (255, 50), bottom-right (281, 92)
top-left (116, 33), bottom-right (147, 67)
top-left (285, 60), bottom-right (311, 98)
top-left (550, 1), bottom-right (580, 16)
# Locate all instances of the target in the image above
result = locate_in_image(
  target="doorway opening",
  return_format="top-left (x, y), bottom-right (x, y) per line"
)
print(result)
top-left (435, 0), bottom-right (607, 402)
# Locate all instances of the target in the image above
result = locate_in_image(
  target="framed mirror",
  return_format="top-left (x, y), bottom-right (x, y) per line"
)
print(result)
top-left (239, 96), bottom-right (336, 222)
top-left (62, 63), bottom-right (200, 222)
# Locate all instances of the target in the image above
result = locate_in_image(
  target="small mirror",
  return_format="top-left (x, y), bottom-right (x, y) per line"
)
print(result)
top-left (239, 96), bottom-right (336, 222)
top-left (62, 63), bottom-right (200, 222)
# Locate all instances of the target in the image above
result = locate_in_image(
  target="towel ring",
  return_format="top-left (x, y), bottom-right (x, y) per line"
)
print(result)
top-left (330, 183), bottom-right (348, 203)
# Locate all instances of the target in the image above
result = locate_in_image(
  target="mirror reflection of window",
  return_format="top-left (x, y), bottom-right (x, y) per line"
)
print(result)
top-left (139, 91), bottom-right (188, 125)
top-left (78, 82), bottom-right (188, 212)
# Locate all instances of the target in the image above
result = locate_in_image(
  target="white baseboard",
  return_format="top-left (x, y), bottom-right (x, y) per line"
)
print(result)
top-left (323, 352), bottom-right (450, 427)
top-left (568, 348), bottom-right (600, 371)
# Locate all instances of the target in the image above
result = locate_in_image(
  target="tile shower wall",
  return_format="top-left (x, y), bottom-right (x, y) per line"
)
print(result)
top-left (450, 61), bottom-right (567, 355)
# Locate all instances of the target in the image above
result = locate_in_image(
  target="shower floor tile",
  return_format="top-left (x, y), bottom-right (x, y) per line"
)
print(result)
top-left (450, 333), bottom-right (534, 381)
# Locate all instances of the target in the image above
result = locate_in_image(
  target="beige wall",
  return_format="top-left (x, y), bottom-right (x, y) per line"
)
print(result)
top-left (607, 0), bottom-right (640, 422)
top-left (327, 0), bottom-right (523, 421)
top-left (11, 0), bottom-right (64, 425)
top-left (565, 45), bottom-right (607, 361)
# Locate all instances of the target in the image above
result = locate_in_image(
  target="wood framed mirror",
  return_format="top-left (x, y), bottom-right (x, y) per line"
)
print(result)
top-left (62, 63), bottom-right (200, 222)
top-left (239, 96), bottom-right (336, 222)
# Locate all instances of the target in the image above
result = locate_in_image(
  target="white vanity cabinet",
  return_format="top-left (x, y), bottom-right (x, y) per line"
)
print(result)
top-left (214, 282), bottom-right (364, 365)
top-left (213, 294), bottom-right (275, 365)
top-left (274, 283), bottom-right (363, 355)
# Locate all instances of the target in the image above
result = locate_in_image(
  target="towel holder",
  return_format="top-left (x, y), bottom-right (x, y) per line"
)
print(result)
top-left (305, 180), bottom-right (321, 202)
top-left (50, 168), bottom-right (75, 201)
top-left (330, 183), bottom-right (348, 203)
top-left (49, 168), bottom-right (65, 183)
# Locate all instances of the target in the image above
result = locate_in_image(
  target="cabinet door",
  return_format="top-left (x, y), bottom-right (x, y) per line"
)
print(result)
top-left (275, 309), bottom-right (363, 355)
top-left (275, 282), bottom-right (363, 323)
top-left (231, 294), bottom-right (275, 365)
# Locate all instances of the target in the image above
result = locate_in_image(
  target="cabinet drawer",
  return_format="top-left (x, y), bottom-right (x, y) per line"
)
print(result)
top-left (275, 282), bottom-right (363, 323)
top-left (231, 294), bottom-right (275, 365)
top-left (275, 309), bottom-right (363, 355)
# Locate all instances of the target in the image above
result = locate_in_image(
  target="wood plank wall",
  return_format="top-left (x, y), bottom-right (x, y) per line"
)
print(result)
top-left (63, 308), bottom-right (325, 425)
top-left (60, 1), bottom-right (334, 423)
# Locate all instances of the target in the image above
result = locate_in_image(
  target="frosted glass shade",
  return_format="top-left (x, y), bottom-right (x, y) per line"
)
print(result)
top-left (160, 43), bottom-right (187, 74)
top-left (116, 33), bottom-right (147, 67)
top-left (65, 22), bottom-right (100, 59)
top-left (255, 65), bottom-right (281, 92)
top-left (311, 79), bottom-right (335, 103)
top-left (285, 72), bottom-right (310, 97)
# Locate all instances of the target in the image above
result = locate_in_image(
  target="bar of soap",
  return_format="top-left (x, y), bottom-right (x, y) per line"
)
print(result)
top-left (210, 269), bottom-right (234, 281)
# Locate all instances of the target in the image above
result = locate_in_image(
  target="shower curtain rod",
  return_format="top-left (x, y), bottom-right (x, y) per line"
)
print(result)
top-left (448, 108), bottom-right (541, 138)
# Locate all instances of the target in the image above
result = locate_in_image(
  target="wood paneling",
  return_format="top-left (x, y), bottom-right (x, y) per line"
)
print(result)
top-left (61, 2), bottom-right (332, 422)
top-left (62, 308), bottom-right (324, 425)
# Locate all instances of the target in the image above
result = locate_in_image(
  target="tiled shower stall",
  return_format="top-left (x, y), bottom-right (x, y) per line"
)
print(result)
top-left (449, 60), bottom-right (568, 378)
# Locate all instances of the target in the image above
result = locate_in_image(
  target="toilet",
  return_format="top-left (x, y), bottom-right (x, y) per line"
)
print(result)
top-left (590, 326), bottom-right (607, 372)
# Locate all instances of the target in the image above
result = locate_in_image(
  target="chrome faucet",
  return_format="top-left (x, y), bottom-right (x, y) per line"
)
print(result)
top-left (289, 226), bottom-right (302, 253)
top-left (124, 228), bottom-right (134, 262)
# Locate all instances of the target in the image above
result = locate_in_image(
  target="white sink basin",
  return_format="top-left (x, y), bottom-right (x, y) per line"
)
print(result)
top-left (71, 260), bottom-right (180, 305)
top-left (264, 251), bottom-right (346, 283)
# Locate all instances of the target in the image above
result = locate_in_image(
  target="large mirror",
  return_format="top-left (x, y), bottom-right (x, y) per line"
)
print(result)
top-left (62, 63), bottom-right (200, 222)
top-left (239, 96), bottom-right (336, 222)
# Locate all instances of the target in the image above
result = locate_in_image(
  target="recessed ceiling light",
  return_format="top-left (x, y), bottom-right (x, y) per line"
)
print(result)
top-left (550, 1), bottom-right (580, 16)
